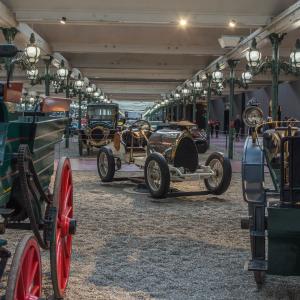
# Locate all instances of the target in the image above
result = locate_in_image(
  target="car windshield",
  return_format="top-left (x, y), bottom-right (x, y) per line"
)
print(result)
top-left (87, 106), bottom-right (117, 121)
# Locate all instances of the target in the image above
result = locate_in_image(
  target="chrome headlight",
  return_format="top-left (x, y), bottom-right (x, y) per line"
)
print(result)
top-left (242, 106), bottom-right (264, 127)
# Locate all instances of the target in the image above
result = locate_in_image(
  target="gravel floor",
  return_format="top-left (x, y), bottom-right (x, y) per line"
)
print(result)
top-left (2, 150), bottom-right (300, 299)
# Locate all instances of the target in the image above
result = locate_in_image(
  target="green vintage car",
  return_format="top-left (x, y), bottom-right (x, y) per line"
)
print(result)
top-left (0, 81), bottom-right (76, 299)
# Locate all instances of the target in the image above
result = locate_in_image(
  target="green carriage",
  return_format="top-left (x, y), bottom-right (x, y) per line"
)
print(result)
top-left (0, 82), bottom-right (76, 299)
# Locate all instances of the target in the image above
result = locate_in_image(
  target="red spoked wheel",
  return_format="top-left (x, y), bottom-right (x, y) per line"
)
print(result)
top-left (50, 157), bottom-right (76, 299)
top-left (6, 235), bottom-right (42, 300)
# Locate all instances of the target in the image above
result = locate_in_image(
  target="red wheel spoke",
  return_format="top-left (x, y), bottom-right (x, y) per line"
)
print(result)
top-left (62, 185), bottom-right (72, 215)
top-left (51, 159), bottom-right (74, 298)
top-left (18, 269), bottom-right (27, 299)
top-left (27, 260), bottom-right (38, 289)
top-left (65, 207), bottom-right (73, 219)
top-left (7, 236), bottom-right (42, 300)
top-left (25, 248), bottom-right (35, 287)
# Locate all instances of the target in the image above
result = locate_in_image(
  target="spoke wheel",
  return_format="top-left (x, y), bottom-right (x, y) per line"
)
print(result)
top-left (206, 159), bottom-right (224, 188)
top-left (204, 152), bottom-right (232, 195)
top-left (97, 147), bottom-right (115, 182)
top-left (145, 153), bottom-right (170, 199)
top-left (147, 160), bottom-right (162, 192)
top-left (99, 152), bottom-right (109, 176)
top-left (6, 235), bottom-right (42, 300)
top-left (50, 157), bottom-right (75, 299)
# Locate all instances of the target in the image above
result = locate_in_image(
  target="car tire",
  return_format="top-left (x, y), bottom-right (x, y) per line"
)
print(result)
top-left (145, 153), bottom-right (170, 198)
top-left (97, 147), bottom-right (115, 182)
top-left (204, 152), bottom-right (232, 195)
top-left (196, 141), bottom-right (209, 154)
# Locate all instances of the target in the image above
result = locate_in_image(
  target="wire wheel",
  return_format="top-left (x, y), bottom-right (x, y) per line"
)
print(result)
top-left (206, 158), bottom-right (224, 189)
top-left (145, 153), bottom-right (170, 198)
top-left (97, 147), bottom-right (115, 182)
top-left (204, 152), bottom-right (232, 195)
top-left (6, 235), bottom-right (42, 300)
top-left (147, 160), bottom-right (162, 192)
top-left (99, 151), bottom-right (109, 177)
top-left (50, 157), bottom-right (75, 298)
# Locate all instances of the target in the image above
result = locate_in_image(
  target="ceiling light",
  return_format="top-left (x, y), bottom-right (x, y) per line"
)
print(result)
top-left (228, 19), bottom-right (237, 28)
top-left (178, 18), bottom-right (188, 28)
top-left (60, 17), bottom-right (67, 24)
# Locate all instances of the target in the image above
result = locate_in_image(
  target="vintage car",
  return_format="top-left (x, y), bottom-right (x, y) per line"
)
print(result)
top-left (79, 102), bottom-right (119, 155)
top-left (241, 103), bottom-right (300, 285)
top-left (0, 80), bottom-right (76, 298)
top-left (156, 120), bottom-right (208, 153)
top-left (97, 119), bottom-right (232, 198)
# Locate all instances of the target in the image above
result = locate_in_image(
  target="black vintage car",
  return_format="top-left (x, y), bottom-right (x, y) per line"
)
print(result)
top-left (156, 121), bottom-right (208, 153)
top-left (79, 103), bottom-right (119, 155)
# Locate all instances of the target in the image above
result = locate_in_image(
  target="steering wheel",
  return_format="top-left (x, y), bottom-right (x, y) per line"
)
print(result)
top-left (130, 120), bottom-right (151, 131)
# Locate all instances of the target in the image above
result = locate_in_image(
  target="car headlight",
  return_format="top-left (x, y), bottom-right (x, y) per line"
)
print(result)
top-left (242, 106), bottom-right (264, 127)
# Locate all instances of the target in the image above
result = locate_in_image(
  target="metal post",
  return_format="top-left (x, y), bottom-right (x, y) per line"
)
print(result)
top-left (43, 57), bottom-right (52, 97)
top-left (170, 104), bottom-right (174, 121)
top-left (206, 75), bottom-right (212, 146)
top-left (183, 100), bottom-right (186, 120)
top-left (269, 33), bottom-right (284, 121)
top-left (192, 100), bottom-right (197, 123)
top-left (78, 92), bottom-right (82, 130)
top-left (177, 103), bottom-right (180, 121)
top-left (65, 74), bottom-right (70, 148)
top-left (78, 91), bottom-right (83, 156)
top-left (227, 59), bottom-right (239, 159)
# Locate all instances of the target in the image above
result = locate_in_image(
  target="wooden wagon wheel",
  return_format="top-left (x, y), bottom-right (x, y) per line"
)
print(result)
top-left (6, 235), bottom-right (42, 300)
top-left (50, 157), bottom-right (76, 299)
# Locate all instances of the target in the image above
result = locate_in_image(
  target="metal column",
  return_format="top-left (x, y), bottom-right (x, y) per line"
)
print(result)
top-left (228, 60), bottom-right (239, 159)
top-left (269, 33), bottom-right (284, 121)
top-left (206, 75), bottom-right (212, 146)
top-left (192, 101), bottom-right (197, 123)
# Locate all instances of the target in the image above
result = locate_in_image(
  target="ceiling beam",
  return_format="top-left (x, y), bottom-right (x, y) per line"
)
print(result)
top-left (14, 10), bottom-right (270, 29)
top-left (53, 43), bottom-right (226, 56)
top-left (0, 1), bottom-right (18, 27)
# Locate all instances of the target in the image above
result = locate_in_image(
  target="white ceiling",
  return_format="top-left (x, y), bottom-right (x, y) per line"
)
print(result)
top-left (0, 0), bottom-right (298, 103)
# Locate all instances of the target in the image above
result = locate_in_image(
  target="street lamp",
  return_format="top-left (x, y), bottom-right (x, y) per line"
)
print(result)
top-left (24, 33), bottom-right (41, 65)
top-left (57, 60), bottom-right (69, 81)
top-left (245, 38), bottom-right (262, 67)
top-left (290, 38), bottom-right (300, 68)
top-left (74, 74), bottom-right (84, 91)
top-left (85, 85), bottom-right (94, 95)
top-left (182, 86), bottom-right (190, 96)
top-left (192, 79), bottom-right (203, 92)
top-left (241, 67), bottom-right (253, 84)
top-left (93, 88), bottom-right (101, 99)
top-left (212, 63), bottom-right (224, 83)
top-left (245, 34), bottom-right (300, 121)
top-left (26, 67), bottom-right (39, 81)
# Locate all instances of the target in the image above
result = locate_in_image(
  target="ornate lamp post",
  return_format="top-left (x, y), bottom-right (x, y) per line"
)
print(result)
top-left (26, 67), bottom-right (39, 81)
top-left (24, 33), bottom-right (41, 65)
top-left (216, 60), bottom-right (252, 159)
top-left (181, 83), bottom-right (190, 120)
top-left (191, 76), bottom-right (203, 123)
top-left (25, 55), bottom-right (55, 96)
top-left (245, 34), bottom-right (300, 121)
top-left (74, 74), bottom-right (85, 156)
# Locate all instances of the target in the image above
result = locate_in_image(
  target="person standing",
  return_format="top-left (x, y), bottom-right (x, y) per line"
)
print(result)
top-left (215, 120), bottom-right (220, 138)
top-left (234, 115), bottom-right (241, 142)
top-left (209, 120), bottom-right (214, 137)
